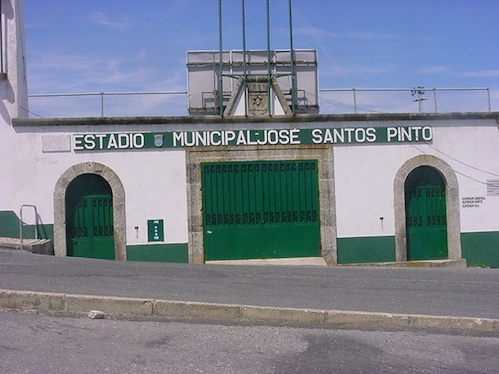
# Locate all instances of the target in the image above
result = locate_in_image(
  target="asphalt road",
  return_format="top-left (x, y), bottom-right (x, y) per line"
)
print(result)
top-left (1, 311), bottom-right (498, 374)
top-left (1, 249), bottom-right (499, 319)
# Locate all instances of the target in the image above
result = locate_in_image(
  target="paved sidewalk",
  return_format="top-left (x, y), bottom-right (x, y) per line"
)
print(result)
top-left (1, 249), bottom-right (498, 331)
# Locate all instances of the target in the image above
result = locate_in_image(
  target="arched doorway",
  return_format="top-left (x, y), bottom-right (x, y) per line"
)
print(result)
top-left (53, 162), bottom-right (126, 260)
top-left (394, 155), bottom-right (462, 263)
top-left (66, 174), bottom-right (114, 259)
top-left (405, 166), bottom-right (447, 260)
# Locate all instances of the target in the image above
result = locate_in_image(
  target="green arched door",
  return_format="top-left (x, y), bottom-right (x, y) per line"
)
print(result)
top-left (405, 166), bottom-right (448, 260)
top-left (66, 174), bottom-right (115, 260)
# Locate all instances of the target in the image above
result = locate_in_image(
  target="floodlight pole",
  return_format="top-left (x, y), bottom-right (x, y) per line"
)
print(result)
top-left (218, 0), bottom-right (224, 116)
top-left (288, 0), bottom-right (296, 114)
top-left (242, 0), bottom-right (248, 116)
top-left (266, 0), bottom-right (272, 115)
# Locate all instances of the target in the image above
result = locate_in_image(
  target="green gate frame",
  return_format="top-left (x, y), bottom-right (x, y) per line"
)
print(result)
top-left (202, 160), bottom-right (321, 261)
top-left (186, 145), bottom-right (337, 264)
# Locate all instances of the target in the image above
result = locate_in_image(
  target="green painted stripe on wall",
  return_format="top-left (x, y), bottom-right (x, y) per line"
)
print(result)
top-left (337, 236), bottom-right (396, 264)
top-left (461, 231), bottom-right (499, 268)
top-left (126, 243), bottom-right (188, 263)
top-left (0, 211), bottom-right (53, 240)
top-left (0, 211), bottom-right (21, 237)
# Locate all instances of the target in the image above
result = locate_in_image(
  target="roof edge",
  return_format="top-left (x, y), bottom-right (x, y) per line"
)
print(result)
top-left (12, 112), bottom-right (499, 127)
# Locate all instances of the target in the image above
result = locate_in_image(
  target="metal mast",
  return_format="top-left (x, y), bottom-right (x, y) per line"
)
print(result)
top-left (266, 0), bottom-right (272, 115)
top-left (242, 0), bottom-right (248, 116)
top-left (288, 0), bottom-right (296, 114)
top-left (218, 0), bottom-right (224, 116)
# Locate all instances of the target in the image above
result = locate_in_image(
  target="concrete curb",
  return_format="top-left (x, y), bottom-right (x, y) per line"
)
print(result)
top-left (1, 289), bottom-right (498, 332)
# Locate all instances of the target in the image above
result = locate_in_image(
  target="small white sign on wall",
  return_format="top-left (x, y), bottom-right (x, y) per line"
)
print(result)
top-left (487, 180), bottom-right (499, 197)
top-left (42, 135), bottom-right (71, 153)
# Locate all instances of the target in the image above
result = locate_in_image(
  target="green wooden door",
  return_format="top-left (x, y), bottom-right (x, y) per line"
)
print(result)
top-left (202, 160), bottom-right (320, 261)
top-left (71, 195), bottom-right (115, 260)
top-left (405, 167), bottom-right (448, 260)
top-left (66, 174), bottom-right (114, 259)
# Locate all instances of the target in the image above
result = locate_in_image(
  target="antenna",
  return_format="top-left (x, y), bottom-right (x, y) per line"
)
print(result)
top-left (411, 86), bottom-right (427, 113)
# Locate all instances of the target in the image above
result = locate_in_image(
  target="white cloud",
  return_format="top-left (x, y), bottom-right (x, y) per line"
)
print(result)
top-left (345, 31), bottom-right (398, 40)
top-left (459, 70), bottom-right (499, 78)
top-left (418, 65), bottom-right (450, 74)
top-left (295, 27), bottom-right (340, 38)
top-left (29, 50), bottom-right (159, 88)
top-left (88, 11), bottom-right (131, 31)
top-left (294, 28), bottom-right (397, 41)
top-left (322, 64), bottom-right (397, 77)
top-left (26, 48), bottom-right (189, 117)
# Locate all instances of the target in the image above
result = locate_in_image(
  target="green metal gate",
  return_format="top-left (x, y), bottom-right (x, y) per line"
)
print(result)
top-left (202, 160), bottom-right (321, 261)
top-left (405, 167), bottom-right (448, 260)
top-left (70, 195), bottom-right (115, 260)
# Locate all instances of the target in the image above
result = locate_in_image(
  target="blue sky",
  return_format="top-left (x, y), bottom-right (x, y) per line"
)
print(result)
top-left (24, 0), bottom-right (499, 117)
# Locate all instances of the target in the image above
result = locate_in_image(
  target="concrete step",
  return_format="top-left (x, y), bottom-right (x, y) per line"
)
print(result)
top-left (207, 257), bottom-right (328, 266)
top-left (341, 259), bottom-right (467, 268)
top-left (0, 237), bottom-right (53, 255)
top-left (207, 257), bottom-right (467, 268)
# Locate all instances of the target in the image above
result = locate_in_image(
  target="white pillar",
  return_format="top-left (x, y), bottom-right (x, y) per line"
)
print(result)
top-left (0, 0), bottom-right (29, 122)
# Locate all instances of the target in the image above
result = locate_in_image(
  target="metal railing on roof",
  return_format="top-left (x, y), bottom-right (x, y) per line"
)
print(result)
top-left (27, 87), bottom-right (492, 118)
top-left (28, 90), bottom-right (187, 118)
top-left (320, 87), bottom-right (491, 114)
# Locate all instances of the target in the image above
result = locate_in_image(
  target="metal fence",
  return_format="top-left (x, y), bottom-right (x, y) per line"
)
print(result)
top-left (27, 87), bottom-right (492, 118)
top-left (319, 87), bottom-right (492, 114)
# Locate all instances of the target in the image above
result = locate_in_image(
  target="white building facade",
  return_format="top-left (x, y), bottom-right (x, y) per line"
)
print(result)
top-left (1, 0), bottom-right (498, 267)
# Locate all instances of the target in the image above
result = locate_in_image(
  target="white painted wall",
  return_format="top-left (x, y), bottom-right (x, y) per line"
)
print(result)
top-left (3, 118), bottom-right (499, 245)
top-left (2, 125), bottom-right (189, 244)
top-left (334, 119), bottom-right (499, 238)
top-left (0, 0), bottom-right (28, 121)
top-left (1, 0), bottom-right (498, 249)
top-left (118, 149), bottom-right (188, 244)
top-left (432, 122), bottom-right (499, 232)
top-left (0, 0), bottom-right (31, 225)
top-left (334, 143), bottom-right (420, 238)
